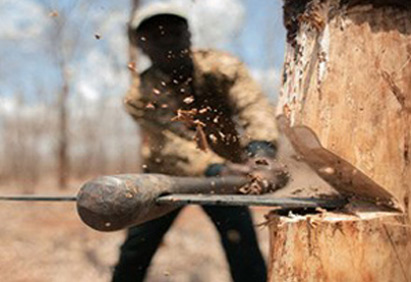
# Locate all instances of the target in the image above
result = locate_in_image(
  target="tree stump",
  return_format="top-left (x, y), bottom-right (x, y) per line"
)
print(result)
top-left (269, 1), bottom-right (411, 281)
top-left (267, 212), bottom-right (410, 282)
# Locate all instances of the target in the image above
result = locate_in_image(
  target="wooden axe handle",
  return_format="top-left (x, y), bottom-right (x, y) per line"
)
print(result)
top-left (76, 174), bottom-right (248, 232)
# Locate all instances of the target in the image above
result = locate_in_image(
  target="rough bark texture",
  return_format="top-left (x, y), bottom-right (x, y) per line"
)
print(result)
top-left (269, 0), bottom-right (411, 281)
top-left (267, 212), bottom-right (411, 282)
top-left (278, 0), bottom-right (411, 216)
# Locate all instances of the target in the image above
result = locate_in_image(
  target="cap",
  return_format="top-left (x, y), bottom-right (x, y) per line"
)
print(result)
top-left (130, 2), bottom-right (188, 32)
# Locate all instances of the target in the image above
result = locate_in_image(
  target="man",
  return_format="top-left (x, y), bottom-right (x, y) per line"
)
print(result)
top-left (113, 4), bottom-right (279, 282)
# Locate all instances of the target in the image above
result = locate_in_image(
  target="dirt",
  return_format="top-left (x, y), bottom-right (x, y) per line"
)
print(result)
top-left (0, 179), bottom-right (271, 282)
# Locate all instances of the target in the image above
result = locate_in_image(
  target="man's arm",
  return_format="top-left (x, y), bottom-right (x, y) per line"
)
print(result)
top-left (160, 129), bottom-right (225, 176)
top-left (124, 74), bottom-right (225, 176)
top-left (124, 74), bottom-right (146, 121)
top-left (123, 73), bottom-right (170, 132)
top-left (227, 61), bottom-right (279, 149)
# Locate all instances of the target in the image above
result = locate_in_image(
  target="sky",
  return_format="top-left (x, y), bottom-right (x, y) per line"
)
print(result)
top-left (0, 0), bottom-right (287, 175)
top-left (0, 0), bottom-right (286, 110)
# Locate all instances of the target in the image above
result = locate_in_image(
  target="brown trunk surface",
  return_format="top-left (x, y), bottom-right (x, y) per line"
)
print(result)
top-left (269, 1), bottom-right (411, 281)
top-left (267, 211), bottom-right (410, 282)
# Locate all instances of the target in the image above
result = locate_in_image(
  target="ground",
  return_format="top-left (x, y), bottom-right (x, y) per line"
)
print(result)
top-left (0, 179), bottom-right (271, 282)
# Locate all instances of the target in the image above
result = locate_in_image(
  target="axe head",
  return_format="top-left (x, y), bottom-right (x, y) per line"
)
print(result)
top-left (274, 115), bottom-right (401, 212)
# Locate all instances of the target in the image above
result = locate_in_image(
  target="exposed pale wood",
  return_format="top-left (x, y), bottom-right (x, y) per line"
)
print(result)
top-left (269, 1), bottom-right (411, 281)
top-left (277, 0), bottom-right (411, 215)
top-left (267, 211), bottom-right (411, 282)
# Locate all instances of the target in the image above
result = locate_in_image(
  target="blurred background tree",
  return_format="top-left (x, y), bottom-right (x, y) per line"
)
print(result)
top-left (0, 0), bottom-right (285, 191)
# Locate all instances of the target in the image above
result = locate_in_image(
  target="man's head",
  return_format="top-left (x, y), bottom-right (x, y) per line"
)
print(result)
top-left (129, 5), bottom-right (191, 63)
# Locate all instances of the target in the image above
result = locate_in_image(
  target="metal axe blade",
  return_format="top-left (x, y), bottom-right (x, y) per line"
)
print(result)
top-left (276, 115), bottom-right (400, 211)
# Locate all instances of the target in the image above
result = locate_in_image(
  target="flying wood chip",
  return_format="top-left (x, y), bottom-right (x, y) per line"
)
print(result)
top-left (171, 109), bottom-right (198, 124)
top-left (145, 103), bottom-right (155, 109)
top-left (194, 124), bottom-right (209, 152)
top-left (49, 11), bottom-right (59, 17)
top-left (127, 62), bottom-right (137, 73)
top-left (183, 96), bottom-right (195, 104)
top-left (172, 109), bottom-right (209, 151)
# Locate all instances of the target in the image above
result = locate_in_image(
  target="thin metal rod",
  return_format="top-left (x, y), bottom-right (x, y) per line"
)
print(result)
top-left (156, 194), bottom-right (348, 210)
top-left (0, 195), bottom-right (77, 202)
top-left (0, 193), bottom-right (348, 210)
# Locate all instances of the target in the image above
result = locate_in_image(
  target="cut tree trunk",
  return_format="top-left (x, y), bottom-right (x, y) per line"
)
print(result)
top-left (267, 211), bottom-right (410, 282)
top-left (269, 1), bottom-right (411, 281)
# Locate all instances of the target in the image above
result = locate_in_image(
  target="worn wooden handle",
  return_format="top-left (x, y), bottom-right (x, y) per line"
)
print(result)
top-left (76, 174), bottom-right (247, 232)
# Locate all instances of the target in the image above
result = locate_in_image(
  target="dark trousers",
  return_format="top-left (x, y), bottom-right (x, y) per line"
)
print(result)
top-left (112, 206), bottom-right (267, 282)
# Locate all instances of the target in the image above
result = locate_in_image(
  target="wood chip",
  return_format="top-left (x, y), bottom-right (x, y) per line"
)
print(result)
top-left (171, 109), bottom-right (198, 124)
top-left (49, 11), bottom-right (59, 17)
top-left (194, 124), bottom-right (209, 152)
top-left (145, 103), bottom-right (155, 109)
top-left (183, 96), bottom-right (195, 104)
top-left (127, 62), bottom-right (137, 72)
top-left (209, 134), bottom-right (218, 144)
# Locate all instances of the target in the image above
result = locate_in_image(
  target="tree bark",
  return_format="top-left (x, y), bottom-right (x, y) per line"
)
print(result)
top-left (269, 1), bottom-right (411, 281)
top-left (267, 211), bottom-right (410, 282)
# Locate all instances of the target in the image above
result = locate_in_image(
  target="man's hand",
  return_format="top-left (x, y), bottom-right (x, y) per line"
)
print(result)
top-left (223, 158), bottom-right (289, 195)
top-left (204, 141), bottom-right (289, 194)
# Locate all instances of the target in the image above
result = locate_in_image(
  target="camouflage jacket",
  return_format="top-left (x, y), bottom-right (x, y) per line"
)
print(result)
top-left (124, 49), bottom-right (278, 176)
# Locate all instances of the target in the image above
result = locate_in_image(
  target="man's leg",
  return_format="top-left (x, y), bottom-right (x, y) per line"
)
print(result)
top-left (112, 208), bottom-right (181, 282)
top-left (202, 206), bottom-right (267, 282)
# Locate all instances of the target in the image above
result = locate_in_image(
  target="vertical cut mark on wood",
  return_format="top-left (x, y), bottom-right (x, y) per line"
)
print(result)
top-left (403, 115), bottom-right (411, 217)
top-left (301, 31), bottom-right (321, 115)
top-left (397, 55), bottom-right (411, 74)
top-left (381, 70), bottom-right (409, 112)
top-left (382, 224), bottom-right (409, 282)
top-left (404, 140), bottom-right (410, 164)
top-left (305, 220), bottom-right (315, 256)
top-left (317, 25), bottom-right (330, 99)
top-left (404, 194), bottom-right (410, 216)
